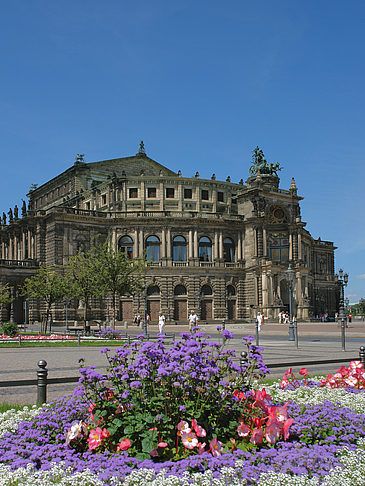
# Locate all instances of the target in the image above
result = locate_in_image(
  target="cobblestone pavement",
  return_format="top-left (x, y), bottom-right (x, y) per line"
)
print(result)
top-left (0, 321), bottom-right (363, 405)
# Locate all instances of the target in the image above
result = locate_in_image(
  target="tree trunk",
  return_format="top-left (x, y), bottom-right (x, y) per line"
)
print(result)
top-left (112, 293), bottom-right (116, 329)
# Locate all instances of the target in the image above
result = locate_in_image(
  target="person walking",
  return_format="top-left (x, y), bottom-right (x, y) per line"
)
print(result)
top-left (256, 312), bottom-right (263, 332)
top-left (188, 310), bottom-right (199, 331)
top-left (158, 311), bottom-right (166, 335)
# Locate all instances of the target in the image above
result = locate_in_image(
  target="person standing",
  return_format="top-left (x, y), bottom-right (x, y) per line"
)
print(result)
top-left (146, 313), bottom-right (150, 327)
top-left (256, 312), bottom-right (263, 332)
top-left (158, 311), bottom-right (166, 335)
top-left (188, 310), bottom-right (198, 331)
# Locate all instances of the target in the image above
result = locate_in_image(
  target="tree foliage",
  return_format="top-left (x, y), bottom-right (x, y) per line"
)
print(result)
top-left (22, 266), bottom-right (69, 333)
top-left (0, 283), bottom-right (13, 309)
top-left (93, 239), bottom-right (146, 326)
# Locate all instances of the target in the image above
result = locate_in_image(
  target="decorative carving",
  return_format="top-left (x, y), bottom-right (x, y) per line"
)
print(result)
top-left (2, 212), bottom-right (6, 225)
top-left (74, 154), bottom-right (85, 165)
top-left (8, 208), bottom-right (13, 223)
top-left (249, 146), bottom-right (282, 176)
top-left (253, 197), bottom-right (266, 215)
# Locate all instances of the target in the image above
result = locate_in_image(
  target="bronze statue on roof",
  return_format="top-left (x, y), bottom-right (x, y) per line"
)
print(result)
top-left (249, 146), bottom-right (282, 176)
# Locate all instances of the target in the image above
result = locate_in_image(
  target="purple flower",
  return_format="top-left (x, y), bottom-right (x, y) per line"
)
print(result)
top-left (222, 329), bottom-right (234, 339)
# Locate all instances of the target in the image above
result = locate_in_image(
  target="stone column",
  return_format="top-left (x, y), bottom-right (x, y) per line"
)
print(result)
top-left (193, 229), bottom-right (198, 259)
top-left (161, 228), bottom-right (166, 258)
top-left (298, 233), bottom-right (302, 260)
top-left (139, 229), bottom-right (144, 256)
top-left (188, 230), bottom-right (193, 259)
top-left (166, 228), bottom-right (171, 259)
top-left (289, 232), bottom-right (293, 260)
top-left (262, 272), bottom-right (268, 308)
top-left (134, 229), bottom-right (139, 258)
top-left (22, 232), bottom-right (26, 260)
top-left (219, 231), bottom-right (223, 259)
top-left (263, 228), bottom-right (267, 257)
top-left (214, 231), bottom-right (218, 259)
top-left (237, 233), bottom-right (242, 261)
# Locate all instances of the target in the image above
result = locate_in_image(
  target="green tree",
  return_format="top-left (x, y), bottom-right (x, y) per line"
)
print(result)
top-left (22, 266), bottom-right (69, 333)
top-left (0, 283), bottom-right (12, 309)
top-left (65, 248), bottom-right (103, 325)
top-left (94, 240), bottom-right (146, 327)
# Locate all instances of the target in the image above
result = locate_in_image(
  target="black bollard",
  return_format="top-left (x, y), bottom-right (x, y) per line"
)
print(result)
top-left (359, 346), bottom-right (365, 367)
top-left (18, 335), bottom-right (22, 346)
top-left (37, 360), bottom-right (48, 405)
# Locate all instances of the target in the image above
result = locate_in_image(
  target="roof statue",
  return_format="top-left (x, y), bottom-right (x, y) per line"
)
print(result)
top-left (249, 146), bottom-right (282, 176)
top-left (74, 154), bottom-right (85, 165)
top-left (138, 140), bottom-right (146, 155)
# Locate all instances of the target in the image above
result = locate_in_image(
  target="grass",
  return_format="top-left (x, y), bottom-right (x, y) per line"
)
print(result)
top-left (0, 403), bottom-right (35, 413)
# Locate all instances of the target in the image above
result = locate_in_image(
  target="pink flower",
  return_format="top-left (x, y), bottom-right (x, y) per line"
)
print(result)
top-left (177, 420), bottom-right (191, 434)
top-left (283, 418), bottom-right (294, 440)
top-left (150, 449), bottom-right (159, 456)
top-left (117, 438), bottom-right (131, 451)
top-left (210, 437), bottom-right (223, 457)
top-left (237, 422), bottom-right (250, 437)
top-left (192, 419), bottom-right (206, 437)
top-left (158, 441), bottom-right (168, 448)
top-left (299, 368), bottom-right (307, 376)
top-left (350, 360), bottom-right (363, 370)
top-left (268, 403), bottom-right (288, 423)
top-left (250, 427), bottom-right (264, 445)
top-left (265, 422), bottom-right (281, 444)
top-left (181, 431), bottom-right (199, 449)
top-left (345, 376), bottom-right (358, 387)
top-left (87, 427), bottom-right (110, 451)
top-left (65, 421), bottom-right (87, 445)
top-left (197, 442), bottom-right (206, 454)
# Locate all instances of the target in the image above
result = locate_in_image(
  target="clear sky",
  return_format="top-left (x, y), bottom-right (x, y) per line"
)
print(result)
top-left (0, 0), bottom-right (364, 302)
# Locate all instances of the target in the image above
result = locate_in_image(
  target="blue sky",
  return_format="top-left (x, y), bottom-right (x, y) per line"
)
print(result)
top-left (0, 0), bottom-right (364, 301)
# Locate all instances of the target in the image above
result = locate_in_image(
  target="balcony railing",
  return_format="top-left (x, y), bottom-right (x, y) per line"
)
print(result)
top-left (0, 259), bottom-right (39, 268)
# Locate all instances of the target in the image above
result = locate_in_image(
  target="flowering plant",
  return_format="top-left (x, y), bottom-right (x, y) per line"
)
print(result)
top-left (98, 327), bottom-right (123, 340)
top-left (319, 361), bottom-right (365, 389)
top-left (69, 331), bottom-right (285, 460)
top-left (280, 367), bottom-right (310, 389)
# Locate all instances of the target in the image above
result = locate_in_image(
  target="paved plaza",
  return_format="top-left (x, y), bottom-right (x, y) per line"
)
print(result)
top-left (0, 320), bottom-right (364, 405)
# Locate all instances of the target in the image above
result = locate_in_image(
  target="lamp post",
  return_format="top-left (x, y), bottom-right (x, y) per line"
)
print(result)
top-left (143, 284), bottom-right (147, 336)
top-left (286, 265), bottom-right (295, 341)
top-left (64, 299), bottom-right (70, 332)
top-left (336, 269), bottom-right (348, 351)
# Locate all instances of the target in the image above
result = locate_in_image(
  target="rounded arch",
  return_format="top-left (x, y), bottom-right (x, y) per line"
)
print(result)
top-left (198, 236), bottom-right (212, 262)
top-left (147, 285), bottom-right (160, 296)
top-left (174, 284), bottom-right (187, 296)
top-left (201, 284), bottom-right (212, 296)
top-left (173, 235), bottom-right (187, 261)
top-left (227, 284), bottom-right (236, 297)
top-left (223, 237), bottom-right (235, 262)
top-left (145, 235), bottom-right (160, 262)
top-left (118, 235), bottom-right (133, 259)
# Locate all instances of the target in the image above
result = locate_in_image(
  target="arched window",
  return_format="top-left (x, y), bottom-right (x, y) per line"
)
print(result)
top-left (173, 236), bottom-right (187, 262)
top-left (201, 284), bottom-right (212, 296)
top-left (146, 235), bottom-right (160, 262)
top-left (118, 235), bottom-right (133, 259)
top-left (174, 285), bottom-right (187, 296)
top-left (199, 237), bottom-right (212, 262)
top-left (223, 237), bottom-right (235, 262)
top-left (227, 285), bottom-right (236, 297)
top-left (147, 285), bottom-right (160, 296)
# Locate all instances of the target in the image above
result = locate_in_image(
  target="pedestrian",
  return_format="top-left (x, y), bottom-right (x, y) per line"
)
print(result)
top-left (283, 312), bottom-right (289, 324)
top-left (158, 311), bottom-right (166, 335)
top-left (256, 312), bottom-right (263, 332)
top-left (278, 311), bottom-right (283, 324)
top-left (136, 313), bottom-right (141, 326)
top-left (188, 310), bottom-right (198, 332)
top-left (146, 313), bottom-right (150, 326)
top-left (349, 313), bottom-right (352, 323)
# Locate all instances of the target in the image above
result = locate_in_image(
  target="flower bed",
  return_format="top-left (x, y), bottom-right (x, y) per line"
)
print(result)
top-left (0, 333), bottom-right (77, 340)
top-left (0, 330), bottom-right (364, 485)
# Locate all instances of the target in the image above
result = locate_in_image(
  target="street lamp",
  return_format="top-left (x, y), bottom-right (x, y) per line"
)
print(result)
top-left (143, 284), bottom-right (148, 337)
top-left (336, 269), bottom-right (348, 351)
top-left (64, 299), bottom-right (70, 332)
top-left (286, 265), bottom-right (295, 341)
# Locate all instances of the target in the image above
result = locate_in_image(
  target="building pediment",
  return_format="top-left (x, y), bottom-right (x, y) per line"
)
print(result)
top-left (87, 155), bottom-right (177, 178)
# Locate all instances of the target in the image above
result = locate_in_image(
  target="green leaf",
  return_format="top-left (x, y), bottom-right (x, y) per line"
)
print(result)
top-left (141, 436), bottom-right (158, 453)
